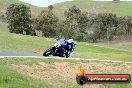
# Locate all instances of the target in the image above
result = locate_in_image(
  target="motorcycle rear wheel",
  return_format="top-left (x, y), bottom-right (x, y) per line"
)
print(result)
top-left (66, 52), bottom-right (70, 58)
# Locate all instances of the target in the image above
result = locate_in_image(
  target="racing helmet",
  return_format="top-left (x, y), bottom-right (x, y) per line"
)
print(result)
top-left (67, 39), bottom-right (74, 43)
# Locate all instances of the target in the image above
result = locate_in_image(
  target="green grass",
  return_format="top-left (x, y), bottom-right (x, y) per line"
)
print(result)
top-left (0, 58), bottom-right (131, 88)
top-left (111, 1), bottom-right (132, 17)
top-left (0, 31), bottom-right (54, 54)
top-left (53, 0), bottom-right (132, 17)
top-left (0, 58), bottom-right (80, 88)
top-left (0, 0), bottom-right (132, 18)
top-left (0, 21), bottom-right (9, 32)
top-left (0, 58), bottom-right (51, 88)
top-left (3, 57), bottom-right (79, 65)
top-left (103, 84), bottom-right (132, 88)
top-left (76, 42), bottom-right (132, 61)
top-left (90, 42), bottom-right (132, 52)
top-left (0, 30), bottom-right (132, 62)
top-left (0, 23), bottom-right (132, 62)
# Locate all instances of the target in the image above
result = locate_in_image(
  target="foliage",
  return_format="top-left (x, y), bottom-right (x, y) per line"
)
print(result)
top-left (6, 3), bottom-right (32, 35)
top-left (57, 25), bottom-right (75, 39)
top-left (48, 5), bottom-right (54, 10)
top-left (5, 4), bottom-right (132, 42)
top-left (96, 13), bottom-right (118, 40)
top-left (117, 16), bottom-right (132, 36)
top-left (77, 12), bottom-right (88, 33)
top-left (69, 5), bottom-right (81, 14)
top-left (36, 8), bottom-right (58, 38)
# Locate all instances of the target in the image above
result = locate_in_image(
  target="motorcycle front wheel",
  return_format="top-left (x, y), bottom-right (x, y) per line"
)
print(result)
top-left (43, 49), bottom-right (53, 56)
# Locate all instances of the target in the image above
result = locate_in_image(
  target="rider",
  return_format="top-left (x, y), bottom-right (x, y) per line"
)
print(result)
top-left (55, 39), bottom-right (76, 54)
top-left (66, 39), bottom-right (76, 54)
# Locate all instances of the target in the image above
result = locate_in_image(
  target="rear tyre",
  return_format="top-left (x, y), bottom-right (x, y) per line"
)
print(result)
top-left (66, 52), bottom-right (70, 58)
top-left (43, 49), bottom-right (52, 56)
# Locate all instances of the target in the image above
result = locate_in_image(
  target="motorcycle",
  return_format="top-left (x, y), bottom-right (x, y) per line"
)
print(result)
top-left (43, 42), bottom-right (70, 58)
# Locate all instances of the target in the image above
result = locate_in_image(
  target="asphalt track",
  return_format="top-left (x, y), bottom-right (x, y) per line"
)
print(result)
top-left (0, 52), bottom-right (132, 64)
top-left (0, 52), bottom-right (39, 56)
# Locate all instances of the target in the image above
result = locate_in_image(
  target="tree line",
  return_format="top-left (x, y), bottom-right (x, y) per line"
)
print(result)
top-left (6, 3), bottom-right (132, 43)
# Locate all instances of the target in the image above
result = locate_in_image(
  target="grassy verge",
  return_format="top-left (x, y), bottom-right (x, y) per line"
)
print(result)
top-left (0, 58), bottom-right (51, 88)
top-left (91, 42), bottom-right (132, 51)
top-left (0, 22), bottom-right (132, 61)
top-left (0, 22), bottom-right (9, 32)
top-left (0, 31), bottom-right (55, 54)
top-left (0, 30), bottom-right (132, 61)
top-left (0, 58), bottom-right (131, 88)
top-left (76, 43), bottom-right (132, 61)
top-left (54, 1), bottom-right (132, 17)
top-left (0, 58), bottom-right (80, 88)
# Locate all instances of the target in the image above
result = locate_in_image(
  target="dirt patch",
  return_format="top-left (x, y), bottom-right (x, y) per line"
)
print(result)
top-left (11, 62), bottom-right (76, 80)
top-left (11, 61), bottom-right (132, 88)
top-left (70, 53), bottom-right (81, 58)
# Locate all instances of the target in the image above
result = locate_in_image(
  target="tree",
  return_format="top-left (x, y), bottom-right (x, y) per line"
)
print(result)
top-left (48, 5), bottom-right (53, 11)
top-left (113, 0), bottom-right (120, 2)
top-left (96, 13), bottom-right (118, 40)
top-left (64, 5), bottom-right (81, 28)
top-left (69, 5), bottom-right (81, 14)
top-left (118, 16), bottom-right (132, 37)
top-left (77, 12), bottom-right (88, 33)
top-left (58, 5), bottom-right (81, 39)
top-left (6, 4), bottom-right (31, 35)
top-left (58, 25), bottom-right (75, 39)
top-left (36, 10), bottom-right (58, 37)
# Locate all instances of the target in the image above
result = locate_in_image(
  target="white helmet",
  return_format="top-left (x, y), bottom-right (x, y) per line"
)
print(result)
top-left (67, 39), bottom-right (74, 43)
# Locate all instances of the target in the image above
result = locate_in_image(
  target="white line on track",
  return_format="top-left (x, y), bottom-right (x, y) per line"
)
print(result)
top-left (0, 56), bottom-right (132, 64)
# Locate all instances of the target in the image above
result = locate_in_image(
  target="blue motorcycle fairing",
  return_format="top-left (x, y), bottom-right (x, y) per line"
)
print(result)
top-left (51, 44), bottom-right (68, 55)
top-left (57, 45), bottom-right (67, 50)
top-left (56, 39), bottom-right (67, 45)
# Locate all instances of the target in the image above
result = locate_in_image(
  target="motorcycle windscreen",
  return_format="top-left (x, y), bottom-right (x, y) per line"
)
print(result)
top-left (56, 39), bottom-right (67, 45)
